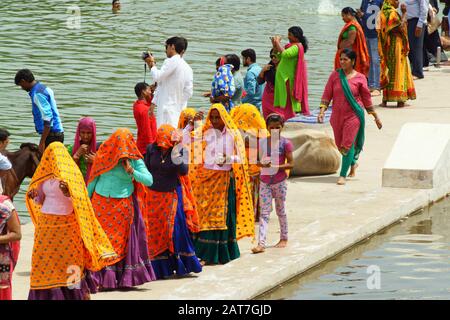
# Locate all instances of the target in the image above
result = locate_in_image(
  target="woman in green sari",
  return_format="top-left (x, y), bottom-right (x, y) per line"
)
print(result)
top-left (270, 26), bottom-right (310, 118)
top-left (318, 49), bottom-right (382, 185)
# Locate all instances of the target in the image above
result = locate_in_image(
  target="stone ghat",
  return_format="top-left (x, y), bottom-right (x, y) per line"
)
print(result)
top-left (12, 66), bottom-right (450, 300)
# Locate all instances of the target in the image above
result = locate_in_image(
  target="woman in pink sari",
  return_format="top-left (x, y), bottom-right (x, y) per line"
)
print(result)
top-left (270, 26), bottom-right (310, 119)
top-left (0, 195), bottom-right (21, 300)
top-left (318, 49), bottom-right (382, 185)
top-left (67, 117), bottom-right (97, 183)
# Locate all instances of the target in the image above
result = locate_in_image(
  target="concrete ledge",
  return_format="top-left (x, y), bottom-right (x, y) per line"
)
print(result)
top-left (382, 123), bottom-right (450, 189)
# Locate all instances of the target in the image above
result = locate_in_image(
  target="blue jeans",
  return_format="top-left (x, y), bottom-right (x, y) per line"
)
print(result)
top-left (366, 37), bottom-right (380, 90)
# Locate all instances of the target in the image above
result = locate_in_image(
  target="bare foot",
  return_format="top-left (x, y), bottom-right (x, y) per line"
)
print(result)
top-left (370, 90), bottom-right (381, 97)
top-left (251, 245), bottom-right (265, 254)
top-left (337, 176), bottom-right (346, 185)
top-left (348, 163), bottom-right (358, 178)
top-left (199, 260), bottom-right (207, 266)
top-left (274, 240), bottom-right (288, 248)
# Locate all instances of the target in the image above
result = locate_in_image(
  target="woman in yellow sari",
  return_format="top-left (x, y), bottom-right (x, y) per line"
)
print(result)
top-left (26, 142), bottom-right (116, 300)
top-left (190, 103), bottom-right (254, 265)
top-left (378, 0), bottom-right (416, 108)
top-left (230, 103), bottom-right (267, 222)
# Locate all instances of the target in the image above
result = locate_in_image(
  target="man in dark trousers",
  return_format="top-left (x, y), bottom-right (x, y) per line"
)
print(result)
top-left (405, 0), bottom-right (430, 79)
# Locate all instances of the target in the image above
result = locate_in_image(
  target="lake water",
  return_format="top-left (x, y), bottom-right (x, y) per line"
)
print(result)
top-left (260, 197), bottom-right (450, 300)
top-left (0, 0), bottom-right (359, 221)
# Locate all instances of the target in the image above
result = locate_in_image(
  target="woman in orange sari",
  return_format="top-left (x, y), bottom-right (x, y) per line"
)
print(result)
top-left (87, 128), bottom-right (155, 289)
top-left (26, 142), bottom-right (116, 300)
top-left (378, 0), bottom-right (416, 108)
top-left (335, 7), bottom-right (370, 77)
top-left (143, 124), bottom-right (202, 279)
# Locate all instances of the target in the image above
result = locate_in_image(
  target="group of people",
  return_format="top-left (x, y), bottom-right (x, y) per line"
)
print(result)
top-left (2, 0), bottom-right (447, 300)
top-left (340, 0), bottom-right (449, 108)
top-left (4, 61), bottom-right (296, 299)
top-left (199, 26), bottom-right (311, 121)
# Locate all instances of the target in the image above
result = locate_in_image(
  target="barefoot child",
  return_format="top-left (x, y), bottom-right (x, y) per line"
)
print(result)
top-left (252, 113), bottom-right (293, 254)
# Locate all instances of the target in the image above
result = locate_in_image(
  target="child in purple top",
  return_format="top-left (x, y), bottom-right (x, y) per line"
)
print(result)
top-left (252, 113), bottom-right (294, 254)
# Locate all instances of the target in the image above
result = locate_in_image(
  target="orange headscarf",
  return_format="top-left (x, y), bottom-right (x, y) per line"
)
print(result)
top-left (334, 20), bottom-right (370, 77)
top-left (156, 124), bottom-right (175, 149)
top-left (88, 128), bottom-right (143, 184)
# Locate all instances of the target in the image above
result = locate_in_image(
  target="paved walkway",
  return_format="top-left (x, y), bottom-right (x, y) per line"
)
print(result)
top-left (12, 67), bottom-right (450, 300)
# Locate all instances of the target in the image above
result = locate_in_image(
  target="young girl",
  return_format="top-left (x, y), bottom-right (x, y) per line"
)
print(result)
top-left (0, 194), bottom-right (21, 300)
top-left (252, 113), bottom-right (293, 254)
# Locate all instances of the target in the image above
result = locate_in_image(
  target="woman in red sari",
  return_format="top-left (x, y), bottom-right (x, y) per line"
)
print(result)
top-left (143, 125), bottom-right (202, 279)
top-left (335, 7), bottom-right (370, 77)
top-left (319, 49), bottom-right (382, 185)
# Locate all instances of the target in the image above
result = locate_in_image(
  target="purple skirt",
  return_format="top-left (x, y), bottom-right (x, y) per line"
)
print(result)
top-left (90, 194), bottom-right (156, 290)
top-left (28, 278), bottom-right (91, 300)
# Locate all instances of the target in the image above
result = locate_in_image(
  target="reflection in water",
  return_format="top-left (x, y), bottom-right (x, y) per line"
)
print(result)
top-left (260, 198), bottom-right (450, 300)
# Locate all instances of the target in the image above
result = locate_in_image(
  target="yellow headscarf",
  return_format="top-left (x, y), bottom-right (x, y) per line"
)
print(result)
top-left (190, 103), bottom-right (254, 240)
top-left (230, 103), bottom-right (267, 137)
top-left (26, 142), bottom-right (117, 271)
top-left (178, 108), bottom-right (197, 129)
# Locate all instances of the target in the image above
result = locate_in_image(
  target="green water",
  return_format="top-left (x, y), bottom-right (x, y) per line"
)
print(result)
top-left (260, 198), bottom-right (450, 300)
top-left (0, 0), bottom-right (359, 221)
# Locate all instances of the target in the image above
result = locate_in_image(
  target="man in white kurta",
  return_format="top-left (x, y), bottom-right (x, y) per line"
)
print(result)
top-left (146, 37), bottom-right (193, 128)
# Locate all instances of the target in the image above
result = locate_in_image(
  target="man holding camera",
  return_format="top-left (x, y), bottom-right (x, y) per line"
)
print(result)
top-left (144, 36), bottom-right (193, 128)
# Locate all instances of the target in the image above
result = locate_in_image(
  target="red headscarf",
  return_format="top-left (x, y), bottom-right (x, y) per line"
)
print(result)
top-left (72, 117), bottom-right (97, 182)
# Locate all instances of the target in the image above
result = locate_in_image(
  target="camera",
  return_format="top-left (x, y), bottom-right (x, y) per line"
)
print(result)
top-left (141, 50), bottom-right (152, 61)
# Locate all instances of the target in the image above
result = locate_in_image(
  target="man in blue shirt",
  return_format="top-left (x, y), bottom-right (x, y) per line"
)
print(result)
top-left (15, 69), bottom-right (64, 153)
top-left (241, 49), bottom-right (264, 110)
top-left (357, 0), bottom-right (383, 96)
